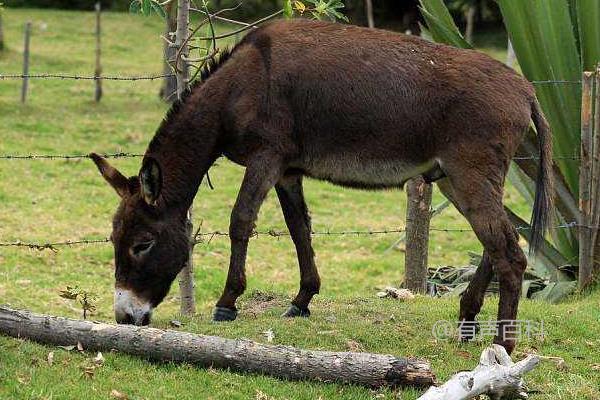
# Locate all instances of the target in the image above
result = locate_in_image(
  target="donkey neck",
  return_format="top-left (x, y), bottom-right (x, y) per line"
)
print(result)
top-left (144, 88), bottom-right (222, 211)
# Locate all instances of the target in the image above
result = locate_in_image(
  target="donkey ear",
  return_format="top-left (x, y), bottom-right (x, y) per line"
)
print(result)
top-left (89, 153), bottom-right (131, 198)
top-left (139, 157), bottom-right (162, 206)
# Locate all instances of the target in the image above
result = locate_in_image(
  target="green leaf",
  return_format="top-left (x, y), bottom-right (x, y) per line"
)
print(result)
top-left (283, 0), bottom-right (293, 19)
top-left (576, 0), bottom-right (600, 70)
top-left (418, 2), bottom-right (472, 49)
top-left (129, 0), bottom-right (141, 14)
top-left (531, 281), bottom-right (577, 303)
top-left (151, 1), bottom-right (166, 19)
top-left (141, 0), bottom-right (152, 16)
top-left (497, 0), bottom-right (581, 194)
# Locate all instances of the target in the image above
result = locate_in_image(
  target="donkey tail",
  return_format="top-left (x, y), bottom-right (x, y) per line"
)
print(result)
top-left (529, 98), bottom-right (554, 256)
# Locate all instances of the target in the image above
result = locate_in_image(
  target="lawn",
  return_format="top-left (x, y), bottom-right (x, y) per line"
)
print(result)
top-left (0, 8), bottom-right (599, 400)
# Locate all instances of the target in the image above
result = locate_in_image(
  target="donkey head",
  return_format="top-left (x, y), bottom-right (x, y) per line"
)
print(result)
top-left (90, 153), bottom-right (190, 326)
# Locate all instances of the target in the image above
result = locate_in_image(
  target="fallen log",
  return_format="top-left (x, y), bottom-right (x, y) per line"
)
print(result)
top-left (417, 344), bottom-right (540, 400)
top-left (0, 306), bottom-right (434, 388)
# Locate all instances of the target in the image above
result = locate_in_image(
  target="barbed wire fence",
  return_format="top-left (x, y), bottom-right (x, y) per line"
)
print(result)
top-left (0, 75), bottom-right (586, 254)
top-left (0, 16), bottom-right (591, 299)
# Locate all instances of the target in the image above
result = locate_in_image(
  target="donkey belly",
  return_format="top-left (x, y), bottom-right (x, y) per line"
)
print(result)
top-left (296, 156), bottom-right (437, 189)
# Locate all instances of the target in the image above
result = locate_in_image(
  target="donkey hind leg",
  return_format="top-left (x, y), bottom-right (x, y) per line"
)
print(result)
top-left (443, 176), bottom-right (526, 354)
top-left (437, 178), bottom-right (494, 340)
top-left (213, 154), bottom-right (284, 322)
top-left (275, 174), bottom-right (320, 318)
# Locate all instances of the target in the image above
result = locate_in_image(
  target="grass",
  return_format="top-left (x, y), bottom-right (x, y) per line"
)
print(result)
top-left (0, 8), bottom-right (599, 400)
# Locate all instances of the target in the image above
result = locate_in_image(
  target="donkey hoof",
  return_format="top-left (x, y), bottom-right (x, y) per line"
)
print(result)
top-left (213, 306), bottom-right (238, 322)
top-left (458, 320), bottom-right (480, 341)
top-left (282, 304), bottom-right (310, 318)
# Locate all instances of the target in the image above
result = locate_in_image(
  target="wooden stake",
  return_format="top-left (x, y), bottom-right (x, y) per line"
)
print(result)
top-left (0, 12), bottom-right (5, 51)
top-left (592, 65), bottom-right (600, 281)
top-left (0, 306), bottom-right (435, 389)
top-left (21, 22), bottom-right (31, 104)
top-left (405, 177), bottom-right (432, 293)
top-left (175, 0), bottom-right (196, 316)
top-left (579, 71), bottom-right (594, 290)
top-left (94, 2), bottom-right (102, 102)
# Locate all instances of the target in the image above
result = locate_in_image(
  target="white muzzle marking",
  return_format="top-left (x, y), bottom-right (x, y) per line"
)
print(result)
top-left (114, 288), bottom-right (153, 325)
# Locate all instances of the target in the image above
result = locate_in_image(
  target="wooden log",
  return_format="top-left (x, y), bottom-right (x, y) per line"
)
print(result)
top-left (0, 306), bottom-right (435, 388)
top-left (579, 72), bottom-right (594, 290)
top-left (417, 345), bottom-right (539, 400)
top-left (174, 0), bottom-right (196, 316)
top-left (94, 2), bottom-right (102, 102)
top-left (405, 176), bottom-right (432, 293)
top-left (21, 21), bottom-right (31, 103)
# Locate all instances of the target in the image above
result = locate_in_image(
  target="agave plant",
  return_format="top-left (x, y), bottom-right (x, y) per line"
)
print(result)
top-left (419, 0), bottom-right (600, 298)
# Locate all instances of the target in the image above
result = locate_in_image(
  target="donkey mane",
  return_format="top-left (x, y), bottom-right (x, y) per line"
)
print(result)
top-left (162, 46), bottom-right (237, 125)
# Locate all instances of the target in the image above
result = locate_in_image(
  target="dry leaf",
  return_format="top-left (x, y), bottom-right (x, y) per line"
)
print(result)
top-left (110, 389), bottom-right (129, 399)
top-left (262, 329), bottom-right (275, 343)
top-left (556, 359), bottom-right (569, 371)
top-left (58, 345), bottom-right (75, 351)
top-left (170, 320), bottom-right (182, 328)
top-left (81, 365), bottom-right (95, 379)
top-left (591, 364), bottom-right (600, 370)
top-left (346, 340), bottom-right (364, 352)
top-left (93, 352), bottom-right (104, 365)
top-left (377, 287), bottom-right (415, 300)
top-left (77, 342), bottom-right (84, 352)
top-left (47, 352), bottom-right (54, 366)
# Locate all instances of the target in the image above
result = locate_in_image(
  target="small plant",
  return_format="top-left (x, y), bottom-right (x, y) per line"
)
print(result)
top-left (59, 286), bottom-right (98, 319)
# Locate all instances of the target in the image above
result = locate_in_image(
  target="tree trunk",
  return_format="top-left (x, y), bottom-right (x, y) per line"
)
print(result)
top-left (464, 4), bottom-right (476, 45)
top-left (404, 177), bottom-right (432, 293)
top-left (0, 306), bottom-right (435, 389)
top-left (174, 0), bottom-right (196, 316)
top-left (160, 1), bottom-right (177, 102)
top-left (365, 0), bottom-right (374, 28)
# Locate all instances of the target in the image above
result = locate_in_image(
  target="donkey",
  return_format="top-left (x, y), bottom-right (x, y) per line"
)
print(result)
top-left (91, 19), bottom-right (552, 353)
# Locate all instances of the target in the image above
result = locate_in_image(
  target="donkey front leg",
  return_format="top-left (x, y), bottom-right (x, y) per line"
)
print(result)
top-left (213, 155), bottom-right (284, 322)
top-left (275, 174), bottom-right (320, 318)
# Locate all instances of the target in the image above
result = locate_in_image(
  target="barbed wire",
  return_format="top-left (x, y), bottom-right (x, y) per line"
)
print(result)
top-left (0, 73), bottom-right (584, 85)
top-left (0, 153), bottom-right (581, 162)
top-left (0, 152), bottom-right (144, 160)
top-left (0, 73), bottom-right (174, 81)
top-left (0, 222), bottom-right (584, 251)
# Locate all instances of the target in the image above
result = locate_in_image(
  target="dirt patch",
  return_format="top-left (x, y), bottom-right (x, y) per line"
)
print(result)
top-left (241, 290), bottom-right (288, 316)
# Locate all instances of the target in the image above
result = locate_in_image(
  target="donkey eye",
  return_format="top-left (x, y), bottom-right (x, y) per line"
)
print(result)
top-left (130, 240), bottom-right (155, 257)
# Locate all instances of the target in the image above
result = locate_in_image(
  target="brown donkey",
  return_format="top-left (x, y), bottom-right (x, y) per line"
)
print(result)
top-left (91, 19), bottom-right (552, 353)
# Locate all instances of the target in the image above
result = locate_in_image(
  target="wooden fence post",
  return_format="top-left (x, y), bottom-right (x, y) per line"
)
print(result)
top-left (405, 176), bottom-right (432, 293)
top-left (94, 2), bottom-right (102, 102)
top-left (0, 12), bottom-right (5, 51)
top-left (365, 0), bottom-right (374, 28)
top-left (593, 65), bottom-right (600, 281)
top-left (21, 21), bottom-right (31, 103)
top-left (579, 71), bottom-right (594, 290)
top-left (175, 0), bottom-right (196, 316)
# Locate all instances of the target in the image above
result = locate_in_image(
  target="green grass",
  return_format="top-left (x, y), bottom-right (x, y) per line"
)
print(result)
top-left (0, 8), bottom-right (599, 400)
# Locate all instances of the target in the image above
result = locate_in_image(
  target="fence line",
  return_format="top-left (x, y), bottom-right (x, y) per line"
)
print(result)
top-left (0, 73), bottom-right (174, 81)
top-left (0, 221), bottom-right (582, 252)
top-left (0, 152), bottom-right (144, 160)
top-left (0, 73), bottom-right (581, 86)
top-left (0, 153), bottom-right (581, 161)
